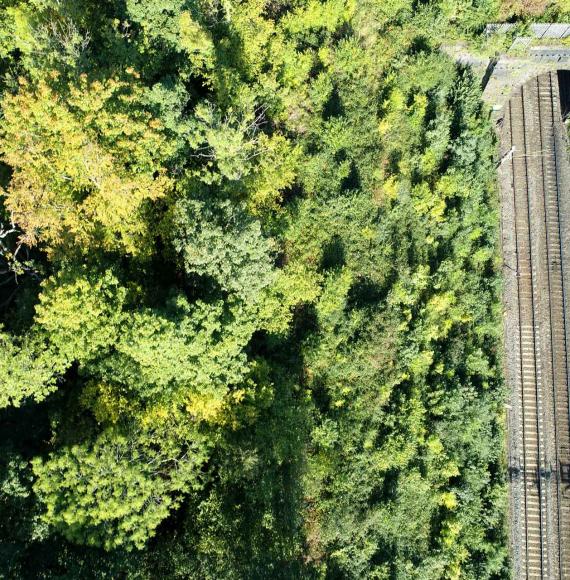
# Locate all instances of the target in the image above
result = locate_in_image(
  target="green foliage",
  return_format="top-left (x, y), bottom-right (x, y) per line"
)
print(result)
top-left (440, 0), bottom-right (500, 33)
top-left (34, 267), bottom-right (127, 363)
top-left (0, 0), bottom-right (511, 577)
top-left (126, 0), bottom-right (215, 68)
top-left (93, 296), bottom-right (255, 407)
top-left (0, 329), bottom-right (63, 408)
top-left (169, 198), bottom-right (275, 303)
top-left (32, 424), bottom-right (209, 550)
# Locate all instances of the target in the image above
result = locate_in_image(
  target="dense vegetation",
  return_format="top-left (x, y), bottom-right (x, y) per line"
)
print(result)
top-left (499, 0), bottom-right (569, 19)
top-left (1, 0), bottom-right (560, 577)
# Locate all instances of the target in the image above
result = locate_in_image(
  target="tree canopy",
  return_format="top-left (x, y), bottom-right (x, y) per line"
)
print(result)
top-left (0, 0), bottom-right (518, 577)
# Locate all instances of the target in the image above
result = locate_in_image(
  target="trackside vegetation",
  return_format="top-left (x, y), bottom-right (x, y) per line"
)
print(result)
top-left (2, 0), bottom-right (559, 577)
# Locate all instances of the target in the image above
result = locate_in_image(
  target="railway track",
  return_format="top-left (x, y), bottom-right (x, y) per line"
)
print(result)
top-left (508, 82), bottom-right (548, 579)
top-left (537, 72), bottom-right (570, 579)
top-left (501, 70), bottom-right (570, 579)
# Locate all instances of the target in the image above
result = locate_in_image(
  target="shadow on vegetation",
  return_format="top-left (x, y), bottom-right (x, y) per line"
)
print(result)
top-left (323, 87), bottom-right (344, 120)
top-left (145, 301), bottom-right (314, 579)
top-left (340, 162), bottom-right (361, 192)
top-left (320, 235), bottom-right (346, 271)
top-left (406, 34), bottom-right (431, 56)
top-left (346, 276), bottom-right (385, 310)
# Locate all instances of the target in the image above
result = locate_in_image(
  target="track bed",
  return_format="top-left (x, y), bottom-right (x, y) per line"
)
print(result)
top-left (500, 71), bottom-right (570, 580)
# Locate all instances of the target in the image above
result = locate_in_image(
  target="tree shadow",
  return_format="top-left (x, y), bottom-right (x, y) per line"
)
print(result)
top-left (323, 87), bottom-right (344, 120)
top-left (320, 235), bottom-right (346, 271)
top-left (340, 161), bottom-right (361, 193)
top-left (346, 276), bottom-right (385, 310)
top-left (145, 311), bottom-right (315, 578)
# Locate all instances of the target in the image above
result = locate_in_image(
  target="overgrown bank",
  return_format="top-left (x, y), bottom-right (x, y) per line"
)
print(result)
top-left (0, 1), bottom-right (511, 578)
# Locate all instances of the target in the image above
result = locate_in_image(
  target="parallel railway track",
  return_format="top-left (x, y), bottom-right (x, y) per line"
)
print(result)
top-left (509, 82), bottom-right (548, 579)
top-left (502, 70), bottom-right (570, 579)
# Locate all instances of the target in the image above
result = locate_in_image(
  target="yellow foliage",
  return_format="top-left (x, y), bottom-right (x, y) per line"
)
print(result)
top-left (448, 548), bottom-right (470, 580)
top-left (420, 148), bottom-right (438, 175)
top-left (247, 134), bottom-right (301, 214)
top-left (409, 349), bottom-right (434, 378)
top-left (179, 11), bottom-right (213, 53)
top-left (316, 268), bottom-right (353, 322)
top-left (179, 11), bottom-right (214, 71)
top-left (185, 393), bottom-right (225, 423)
top-left (441, 518), bottom-right (462, 547)
top-left (225, 0), bottom-right (275, 80)
top-left (1, 74), bottom-right (173, 255)
top-left (440, 491), bottom-right (458, 510)
top-left (81, 382), bottom-right (132, 425)
top-left (259, 262), bottom-right (322, 334)
top-left (283, 0), bottom-right (354, 36)
top-left (230, 389), bottom-right (246, 404)
top-left (412, 182), bottom-right (447, 223)
top-left (219, 370), bottom-right (275, 430)
top-left (372, 434), bottom-right (417, 471)
top-left (427, 435), bottom-right (444, 456)
top-left (4, 5), bottom-right (36, 56)
top-left (381, 176), bottom-right (400, 201)
top-left (423, 291), bottom-right (459, 342)
top-left (409, 93), bottom-right (428, 130)
top-left (442, 461), bottom-right (460, 479)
